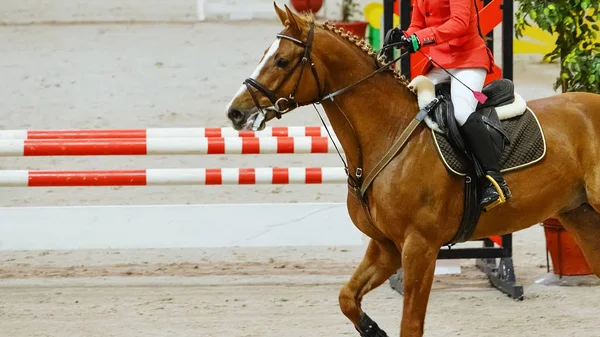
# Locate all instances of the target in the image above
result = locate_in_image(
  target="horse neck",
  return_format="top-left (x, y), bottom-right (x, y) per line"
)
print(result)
top-left (316, 32), bottom-right (419, 172)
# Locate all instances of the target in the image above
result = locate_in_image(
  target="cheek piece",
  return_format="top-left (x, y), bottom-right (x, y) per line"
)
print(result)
top-left (242, 23), bottom-right (323, 129)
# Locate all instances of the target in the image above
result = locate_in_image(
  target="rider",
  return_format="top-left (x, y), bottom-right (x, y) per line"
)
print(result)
top-left (384, 0), bottom-right (511, 210)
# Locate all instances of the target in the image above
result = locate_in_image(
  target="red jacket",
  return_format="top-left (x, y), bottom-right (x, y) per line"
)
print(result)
top-left (404, 0), bottom-right (495, 74)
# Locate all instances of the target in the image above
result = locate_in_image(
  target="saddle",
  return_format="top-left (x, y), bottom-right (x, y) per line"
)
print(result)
top-left (409, 75), bottom-right (547, 245)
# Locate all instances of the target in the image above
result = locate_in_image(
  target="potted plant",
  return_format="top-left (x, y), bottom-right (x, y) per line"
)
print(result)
top-left (290, 0), bottom-right (324, 14)
top-left (541, 218), bottom-right (593, 277)
top-left (331, 0), bottom-right (369, 38)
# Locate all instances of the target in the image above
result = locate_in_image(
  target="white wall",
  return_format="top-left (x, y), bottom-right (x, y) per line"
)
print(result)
top-left (0, 0), bottom-right (376, 23)
top-left (0, 202), bottom-right (461, 275)
top-left (0, 203), bottom-right (364, 250)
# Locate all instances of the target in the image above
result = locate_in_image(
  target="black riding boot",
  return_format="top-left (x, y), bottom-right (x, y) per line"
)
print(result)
top-left (460, 113), bottom-right (512, 211)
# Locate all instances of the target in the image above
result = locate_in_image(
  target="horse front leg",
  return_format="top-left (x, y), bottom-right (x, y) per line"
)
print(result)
top-left (399, 232), bottom-right (439, 337)
top-left (339, 238), bottom-right (402, 337)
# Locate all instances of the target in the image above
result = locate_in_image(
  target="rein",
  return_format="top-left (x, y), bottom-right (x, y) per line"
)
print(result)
top-left (243, 23), bottom-right (439, 239)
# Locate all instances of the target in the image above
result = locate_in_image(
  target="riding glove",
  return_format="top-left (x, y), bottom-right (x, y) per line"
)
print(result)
top-left (399, 35), bottom-right (421, 53)
top-left (383, 27), bottom-right (405, 46)
top-left (384, 28), bottom-right (421, 53)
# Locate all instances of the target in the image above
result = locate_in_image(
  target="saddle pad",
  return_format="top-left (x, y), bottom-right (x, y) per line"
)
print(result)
top-left (432, 107), bottom-right (546, 176)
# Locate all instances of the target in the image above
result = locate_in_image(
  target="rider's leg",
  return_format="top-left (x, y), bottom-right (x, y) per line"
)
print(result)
top-left (450, 67), bottom-right (487, 126)
top-left (452, 67), bottom-right (512, 211)
top-left (424, 67), bottom-right (450, 85)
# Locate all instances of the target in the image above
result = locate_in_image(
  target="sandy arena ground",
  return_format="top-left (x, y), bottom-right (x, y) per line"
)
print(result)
top-left (1, 19), bottom-right (600, 336)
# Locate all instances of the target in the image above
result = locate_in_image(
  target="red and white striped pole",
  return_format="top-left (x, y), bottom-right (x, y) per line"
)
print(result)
top-left (0, 136), bottom-right (343, 156)
top-left (0, 126), bottom-right (329, 139)
top-left (0, 167), bottom-right (347, 187)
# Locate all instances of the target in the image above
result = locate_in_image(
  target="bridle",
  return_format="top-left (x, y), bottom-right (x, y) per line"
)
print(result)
top-left (242, 21), bottom-right (408, 130)
top-left (240, 21), bottom-right (412, 169)
top-left (242, 23), bottom-right (323, 129)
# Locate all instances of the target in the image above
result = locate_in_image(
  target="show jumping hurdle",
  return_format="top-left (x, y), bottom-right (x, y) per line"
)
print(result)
top-left (0, 136), bottom-right (341, 156)
top-left (0, 126), bottom-right (328, 139)
top-left (0, 167), bottom-right (347, 187)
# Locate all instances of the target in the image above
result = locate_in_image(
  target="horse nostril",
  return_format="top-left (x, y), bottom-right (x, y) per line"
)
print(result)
top-left (228, 108), bottom-right (244, 122)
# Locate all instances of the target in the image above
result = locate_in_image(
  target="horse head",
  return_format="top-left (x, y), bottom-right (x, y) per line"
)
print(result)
top-left (225, 4), bottom-right (330, 131)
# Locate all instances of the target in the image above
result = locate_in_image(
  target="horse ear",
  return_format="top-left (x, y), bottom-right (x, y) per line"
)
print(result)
top-left (283, 4), bottom-right (301, 32)
top-left (273, 2), bottom-right (287, 26)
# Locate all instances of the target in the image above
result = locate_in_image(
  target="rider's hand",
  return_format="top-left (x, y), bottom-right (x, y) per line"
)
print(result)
top-left (383, 28), bottom-right (405, 47)
top-left (398, 35), bottom-right (421, 53)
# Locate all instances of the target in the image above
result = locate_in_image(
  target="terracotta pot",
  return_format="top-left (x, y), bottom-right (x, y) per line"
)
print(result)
top-left (331, 20), bottom-right (369, 38)
top-left (542, 218), bottom-right (593, 276)
top-left (290, 0), bottom-right (324, 13)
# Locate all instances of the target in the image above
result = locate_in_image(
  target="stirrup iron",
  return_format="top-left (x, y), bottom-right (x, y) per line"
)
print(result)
top-left (482, 174), bottom-right (507, 212)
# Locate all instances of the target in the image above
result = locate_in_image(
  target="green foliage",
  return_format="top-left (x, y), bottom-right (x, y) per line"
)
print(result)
top-left (562, 45), bottom-right (600, 91)
top-left (340, 0), bottom-right (361, 22)
top-left (515, 0), bottom-right (600, 93)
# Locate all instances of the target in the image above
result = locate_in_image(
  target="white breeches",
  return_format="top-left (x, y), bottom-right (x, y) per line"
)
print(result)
top-left (425, 67), bottom-right (487, 126)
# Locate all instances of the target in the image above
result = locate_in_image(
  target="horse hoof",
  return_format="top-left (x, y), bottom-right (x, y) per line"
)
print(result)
top-left (358, 313), bottom-right (389, 337)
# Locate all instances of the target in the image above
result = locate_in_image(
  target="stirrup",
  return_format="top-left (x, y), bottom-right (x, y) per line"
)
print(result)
top-left (482, 174), bottom-right (508, 212)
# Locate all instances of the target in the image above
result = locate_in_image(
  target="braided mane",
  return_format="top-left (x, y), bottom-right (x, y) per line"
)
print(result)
top-left (291, 12), bottom-right (416, 95)
top-left (319, 20), bottom-right (416, 95)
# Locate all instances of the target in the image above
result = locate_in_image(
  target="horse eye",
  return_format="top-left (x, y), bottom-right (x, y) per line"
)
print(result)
top-left (276, 58), bottom-right (290, 68)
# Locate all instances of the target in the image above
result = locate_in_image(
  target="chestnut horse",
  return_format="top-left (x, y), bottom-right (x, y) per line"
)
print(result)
top-left (226, 4), bottom-right (600, 337)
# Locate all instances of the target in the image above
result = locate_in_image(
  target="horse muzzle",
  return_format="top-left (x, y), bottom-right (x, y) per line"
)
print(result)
top-left (227, 106), bottom-right (270, 131)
